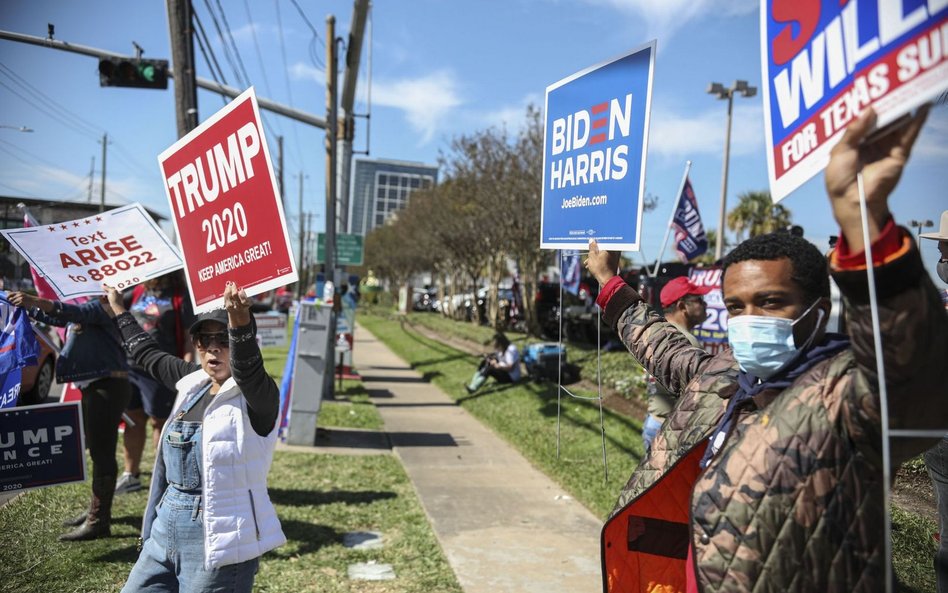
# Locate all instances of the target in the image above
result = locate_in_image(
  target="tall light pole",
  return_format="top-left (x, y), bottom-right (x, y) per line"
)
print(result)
top-left (708, 79), bottom-right (757, 261)
top-left (909, 219), bottom-right (934, 241)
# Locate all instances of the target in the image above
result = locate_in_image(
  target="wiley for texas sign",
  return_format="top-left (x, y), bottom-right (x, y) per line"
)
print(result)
top-left (541, 41), bottom-right (655, 251)
top-left (0, 204), bottom-right (183, 300)
top-left (761, 0), bottom-right (947, 203)
top-left (159, 87), bottom-right (297, 314)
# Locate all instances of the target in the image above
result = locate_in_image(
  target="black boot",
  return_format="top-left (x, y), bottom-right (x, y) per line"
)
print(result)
top-left (59, 476), bottom-right (115, 542)
top-left (61, 510), bottom-right (88, 527)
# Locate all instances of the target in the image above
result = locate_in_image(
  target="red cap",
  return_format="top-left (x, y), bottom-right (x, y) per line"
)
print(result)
top-left (660, 276), bottom-right (712, 308)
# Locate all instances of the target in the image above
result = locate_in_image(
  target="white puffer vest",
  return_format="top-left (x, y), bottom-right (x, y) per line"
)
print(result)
top-left (141, 369), bottom-right (286, 569)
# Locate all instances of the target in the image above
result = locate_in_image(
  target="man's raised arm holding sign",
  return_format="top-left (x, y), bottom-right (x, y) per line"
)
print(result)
top-left (590, 106), bottom-right (948, 593)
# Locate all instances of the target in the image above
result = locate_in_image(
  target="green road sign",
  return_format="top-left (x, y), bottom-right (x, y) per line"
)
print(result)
top-left (316, 233), bottom-right (364, 266)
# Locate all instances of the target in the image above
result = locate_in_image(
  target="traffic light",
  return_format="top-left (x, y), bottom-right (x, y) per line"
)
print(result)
top-left (98, 57), bottom-right (168, 90)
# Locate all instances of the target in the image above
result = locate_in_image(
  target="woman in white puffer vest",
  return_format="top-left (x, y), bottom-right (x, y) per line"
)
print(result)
top-left (105, 281), bottom-right (285, 592)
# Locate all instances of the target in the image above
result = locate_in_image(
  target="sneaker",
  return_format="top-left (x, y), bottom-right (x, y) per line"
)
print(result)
top-left (114, 472), bottom-right (142, 495)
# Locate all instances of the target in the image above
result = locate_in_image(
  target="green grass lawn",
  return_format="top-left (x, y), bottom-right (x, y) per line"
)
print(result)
top-left (0, 337), bottom-right (456, 593)
top-left (359, 310), bottom-right (645, 517)
top-left (0, 452), bottom-right (461, 593)
top-left (359, 309), bottom-right (939, 592)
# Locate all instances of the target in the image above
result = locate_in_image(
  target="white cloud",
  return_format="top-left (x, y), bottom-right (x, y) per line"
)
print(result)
top-left (648, 101), bottom-right (765, 159)
top-left (477, 92), bottom-right (543, 132)
top-left (371, 70), bottom-right (463, 144)
top-left (289, 62), bottom-right (325, 85)
top-left (582, 0), bottom-right (757, 39)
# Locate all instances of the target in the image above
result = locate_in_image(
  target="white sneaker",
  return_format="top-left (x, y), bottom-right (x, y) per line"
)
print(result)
top-left (114, 472), bottom-right (142, 494)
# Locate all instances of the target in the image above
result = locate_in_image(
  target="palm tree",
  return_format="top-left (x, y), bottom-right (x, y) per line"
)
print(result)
top-left (726, 190), bottom-right (793, 242)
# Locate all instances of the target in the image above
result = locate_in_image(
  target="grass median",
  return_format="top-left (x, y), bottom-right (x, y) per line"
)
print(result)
top-left (358, 309), bottom-right (647, 517)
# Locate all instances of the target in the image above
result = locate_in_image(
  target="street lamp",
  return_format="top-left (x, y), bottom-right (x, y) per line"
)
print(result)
top-left (909, 219), bottom-right (934, 240)
top-left (0, 125), bottom-right (33, 132)
top-left (708, 79), bottom-right (757, 261)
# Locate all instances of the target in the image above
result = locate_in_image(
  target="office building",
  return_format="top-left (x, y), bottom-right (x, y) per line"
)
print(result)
top-left (348, 158), bottom-right (438, 236)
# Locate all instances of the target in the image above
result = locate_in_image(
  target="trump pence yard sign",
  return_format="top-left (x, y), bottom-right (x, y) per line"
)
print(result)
top-left (159, 87), bottom-right (297, 314)
top-left (541, 41), bottom-right (655, 251)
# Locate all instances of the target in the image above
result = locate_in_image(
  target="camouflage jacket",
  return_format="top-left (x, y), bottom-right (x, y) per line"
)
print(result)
top-left (600, 236), bottom-right (948, 593)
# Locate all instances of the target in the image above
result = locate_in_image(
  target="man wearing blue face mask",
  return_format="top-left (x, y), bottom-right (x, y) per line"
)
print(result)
top-left (589, 106), bottom-right (948, 593)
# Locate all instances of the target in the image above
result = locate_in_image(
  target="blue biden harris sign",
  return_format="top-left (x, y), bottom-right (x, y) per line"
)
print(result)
top-left (541, 41), bottom-right (655, 251)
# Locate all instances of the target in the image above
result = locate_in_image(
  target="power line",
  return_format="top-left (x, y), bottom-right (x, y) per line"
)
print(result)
top-left (239, 0), bottom-right (284, 141)
top-left (201, 0), bottom-right (248, 89)
top-left (274, 0), bottom-right (306, 167)
top-left (0, 62), bottom-right (104, 139)
top-left (215, 0), bottom-right (254, 86)
top-left (193, 9), bottom-right (231, 107)
top-left (0, 138), bottom-right (72, 171)
top-left (0, 71), bottom-right (102, 142)
top-left (242, 0), bottom-right (275, 99)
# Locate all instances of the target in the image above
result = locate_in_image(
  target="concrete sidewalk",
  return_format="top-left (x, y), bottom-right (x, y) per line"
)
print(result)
top-left (353, 323), bottom-right (603, 593)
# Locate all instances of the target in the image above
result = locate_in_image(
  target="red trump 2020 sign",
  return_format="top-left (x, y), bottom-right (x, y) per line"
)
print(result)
top-left (158, 87), bottom-right (297, 313)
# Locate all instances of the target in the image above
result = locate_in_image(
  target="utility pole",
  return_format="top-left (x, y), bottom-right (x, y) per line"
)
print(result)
top-left (166, 0), bottom-right (198, 136)
top-left (99, 132), bottom-right (108, 212)
top-left (87, 156), bottom-right (95, 202)
top-left (325, 15), bottom-right (338, 286)
top-left (297, 171), bottom-right (305, 299)
top-left (277, 135), bottom-right (284, 208)
top-left (337, 0), bottom-right (370, 234)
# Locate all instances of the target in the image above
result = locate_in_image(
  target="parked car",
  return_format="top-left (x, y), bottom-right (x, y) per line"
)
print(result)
top-left (413, 287), bottom-right (440, 312)
top-left (19, 321), bottom-right (59, 406)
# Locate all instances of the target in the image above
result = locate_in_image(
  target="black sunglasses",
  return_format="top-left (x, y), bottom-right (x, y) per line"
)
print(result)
top-left (194, 332), bottom-right (229, 349)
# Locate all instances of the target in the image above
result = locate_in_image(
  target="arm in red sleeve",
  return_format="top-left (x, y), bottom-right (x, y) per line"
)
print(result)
top-left (595, 276), bottom-right (626, 309)
top-left (832, 217), bottom-right (909, 270)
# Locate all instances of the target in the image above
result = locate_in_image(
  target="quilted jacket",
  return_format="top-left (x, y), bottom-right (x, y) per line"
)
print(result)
top-left (600, 234), bottom-right (948, 593)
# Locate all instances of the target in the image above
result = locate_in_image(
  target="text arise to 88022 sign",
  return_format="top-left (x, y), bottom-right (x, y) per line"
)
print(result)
top-left (159, 87), bottom-right (297, 313)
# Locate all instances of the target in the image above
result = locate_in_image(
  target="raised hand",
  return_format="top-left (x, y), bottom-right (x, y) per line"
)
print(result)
top-left (223, 281), bottom-right (252, 328)
top-left (101, 284), bottom-right (127, 316)
top-left (585, 239), bottom-right (621, 286)
top-left (825, 105), bottom-right (929, 253)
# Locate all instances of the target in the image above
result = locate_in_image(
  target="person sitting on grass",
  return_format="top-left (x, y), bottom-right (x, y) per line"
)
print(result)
top-left (104, 281), bottom-right (285, 593)
top-left (466, 332), bottom-right (521, 394)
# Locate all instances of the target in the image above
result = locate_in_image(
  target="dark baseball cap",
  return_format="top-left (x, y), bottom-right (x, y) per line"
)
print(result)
top-left (188, 309), bottom-right (229, 334)
top-left (660, 277), bottom-right (712, 308)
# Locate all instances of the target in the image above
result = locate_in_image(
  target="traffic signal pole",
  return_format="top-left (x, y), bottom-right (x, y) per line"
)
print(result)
top-left (0, 28), bottom-right (327, 130)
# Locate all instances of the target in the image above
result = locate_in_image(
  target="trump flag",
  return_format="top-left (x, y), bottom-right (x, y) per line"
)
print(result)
top-left (672, 177), bottom-right (708, 262)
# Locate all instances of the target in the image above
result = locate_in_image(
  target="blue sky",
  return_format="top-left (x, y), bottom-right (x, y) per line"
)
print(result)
top-left (1, 0), bottom-right (946, 277)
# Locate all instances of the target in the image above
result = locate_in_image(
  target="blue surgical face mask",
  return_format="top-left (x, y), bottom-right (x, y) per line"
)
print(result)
top-left (727, 300), bottom-right (824, 379)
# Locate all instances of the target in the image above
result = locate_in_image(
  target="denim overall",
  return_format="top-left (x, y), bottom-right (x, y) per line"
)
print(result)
top-left (122, 385), bottom-right (258, 593)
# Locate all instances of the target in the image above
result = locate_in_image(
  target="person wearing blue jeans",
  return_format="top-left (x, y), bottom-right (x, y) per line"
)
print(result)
top-left (640, 277), bottom-right (709, 453)
top-left (106, 282), bottom-right (285, 592)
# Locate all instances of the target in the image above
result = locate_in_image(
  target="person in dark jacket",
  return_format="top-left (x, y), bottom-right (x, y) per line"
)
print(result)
top-left (587, 105), bottom-right (947, 592)
top-left (8, 292), bottom-right (131, 541)
top-left (116, 271), bottom-right (195, 495)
